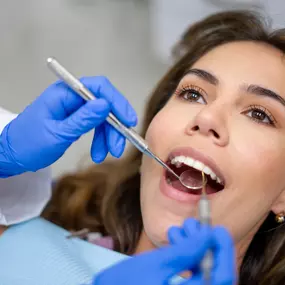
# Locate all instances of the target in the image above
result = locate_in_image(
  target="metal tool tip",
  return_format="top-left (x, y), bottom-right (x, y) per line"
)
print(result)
top-left (47, 57), bottom-right (56, 64)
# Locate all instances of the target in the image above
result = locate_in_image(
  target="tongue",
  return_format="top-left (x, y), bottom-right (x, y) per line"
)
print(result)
top-left (171, 180), bottom-right (201, 194)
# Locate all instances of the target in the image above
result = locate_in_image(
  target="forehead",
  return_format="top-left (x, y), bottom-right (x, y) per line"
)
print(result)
top-left (190, 41), bottom-right (285, 93)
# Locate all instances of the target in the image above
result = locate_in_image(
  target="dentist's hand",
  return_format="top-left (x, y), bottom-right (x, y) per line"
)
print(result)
top-left (92, 223), bottom-right (214, 285)
top-left (168, 218), bottom-right (236, 284)
top-left (0, 76), bottom-right (137, 178)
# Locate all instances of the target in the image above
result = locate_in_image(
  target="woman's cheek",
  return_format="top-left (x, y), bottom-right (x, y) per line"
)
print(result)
top-left (232, 128), bottom-right (285, 192)
top-left (145, 107), bottom-right (187, 146)
top-left (144, 111), bottom-right (168, 147)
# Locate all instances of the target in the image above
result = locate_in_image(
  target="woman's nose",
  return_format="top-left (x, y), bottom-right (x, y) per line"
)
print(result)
top-left (185, 106), bottom-right (229, 146)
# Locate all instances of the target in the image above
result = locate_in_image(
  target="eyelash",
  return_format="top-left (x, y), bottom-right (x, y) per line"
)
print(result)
top-left (243, 105), bottom-right (276, 126)
top-left (174, 85), bottom-right (277, 126)
top-left (174, 84), bottom-right (206, 103)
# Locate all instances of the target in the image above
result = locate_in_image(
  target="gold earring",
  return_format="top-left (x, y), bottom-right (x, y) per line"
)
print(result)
top-left (275, 212), bottom-right (285, 223)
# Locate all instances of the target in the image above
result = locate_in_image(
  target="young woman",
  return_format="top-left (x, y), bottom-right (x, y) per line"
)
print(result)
top-left (45, 10), bottom-right (285, 284)
top-left (1, 10), bottom-right (285, 285)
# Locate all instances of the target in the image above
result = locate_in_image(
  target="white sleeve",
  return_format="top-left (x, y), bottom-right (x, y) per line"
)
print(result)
top-left (0, 107), bottom-right (52, 225)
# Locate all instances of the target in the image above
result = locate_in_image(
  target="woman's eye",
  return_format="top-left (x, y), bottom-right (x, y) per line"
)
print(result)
top-left (244, 106), bottom-right (275, 126)
top-left (181, 89), bottom-right (206, 104)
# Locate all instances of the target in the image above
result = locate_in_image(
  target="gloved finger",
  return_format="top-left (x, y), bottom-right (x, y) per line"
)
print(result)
top-left (167, 226), bottom-right (186, 245)
top-left (80, 76), bottom-right (137, 127)
top-left (105, 123), bottom-right (126, 158)
top-left (147, 224), bottom-right (213, 278)
top-left (182, 218), bottom-right (200, 238)
top-left (212, 226), bottom-right (236, 285)
top-left (91, 124), bottom-right (108, 163)
top-left (56, 99), bottom-right (111, 140)
top-left (35, 80), bottom-right (85, 119)
top-left (178, 272), bottom-right (203, 285)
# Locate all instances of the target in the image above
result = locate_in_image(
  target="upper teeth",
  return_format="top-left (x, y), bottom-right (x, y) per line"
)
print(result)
top-left (171, 155), bottom-right (223, 184)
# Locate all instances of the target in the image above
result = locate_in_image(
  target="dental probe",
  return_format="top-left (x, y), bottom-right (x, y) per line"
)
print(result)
top-left (46, 57), bottom-right (182, 179)
top-left (199, 172), bottom-right (213, 284)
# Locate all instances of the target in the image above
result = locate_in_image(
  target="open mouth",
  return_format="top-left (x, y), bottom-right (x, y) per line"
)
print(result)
top-left (165, 154), bottom-right (225, 195)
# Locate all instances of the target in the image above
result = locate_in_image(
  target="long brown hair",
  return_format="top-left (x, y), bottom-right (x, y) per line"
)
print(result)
top-left (43, 10), bottom-right (285, 285)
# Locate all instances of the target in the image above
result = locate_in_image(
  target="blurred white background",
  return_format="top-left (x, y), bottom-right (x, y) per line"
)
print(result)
top-left (1, 0), bottom-right (284, 177)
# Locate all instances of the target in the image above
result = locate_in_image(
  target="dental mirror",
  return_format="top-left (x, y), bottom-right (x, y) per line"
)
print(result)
top-left (180, 169), bottom-right (207, 190)
top-left (165, 164), bottom-right (207, 190)
top-left (149, 154), bottom-right (207, 190)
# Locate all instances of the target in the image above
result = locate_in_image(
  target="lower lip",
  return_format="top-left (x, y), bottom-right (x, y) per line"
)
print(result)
top-left (160, 172), bottom-right (220, 203)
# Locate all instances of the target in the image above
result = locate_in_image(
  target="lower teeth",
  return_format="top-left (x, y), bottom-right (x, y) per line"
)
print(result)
top-left (166, 178), bottom-right (172, 185)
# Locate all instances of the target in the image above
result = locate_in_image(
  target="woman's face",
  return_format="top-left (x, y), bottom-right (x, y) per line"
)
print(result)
top-left (139, 41), bottom-right (285, 254)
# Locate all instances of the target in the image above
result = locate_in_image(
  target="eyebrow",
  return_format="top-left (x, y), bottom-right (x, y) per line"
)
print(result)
top-left (184, 68), bottom-right (219, 85)
top-left (245, 85), bottom-right (285, 106)
top-left (184, 68), bottom-right (285, 107)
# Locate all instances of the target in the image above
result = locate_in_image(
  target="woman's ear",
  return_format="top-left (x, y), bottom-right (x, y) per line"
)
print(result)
top-left (271, 189), bottom-right (285, 215)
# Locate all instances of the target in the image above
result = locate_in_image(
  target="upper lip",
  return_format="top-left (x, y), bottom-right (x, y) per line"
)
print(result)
top-left (167, 146), bottom-right (226, 184)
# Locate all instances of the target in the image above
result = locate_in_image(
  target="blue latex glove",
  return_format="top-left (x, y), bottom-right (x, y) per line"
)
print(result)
top-left (92, 222), bottom-right (233, 285)
top-left (0, 76), bottom-right (137, 178)
top-left (168, 218), bottom-right (236, 284)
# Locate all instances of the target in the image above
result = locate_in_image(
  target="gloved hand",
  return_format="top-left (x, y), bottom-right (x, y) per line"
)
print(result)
top-left (168, 218), bottom-right (236, 284)
top-left (92, 221), bottom-right (235, 285)
top-left (0, 76), bottom-right (137, 178)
